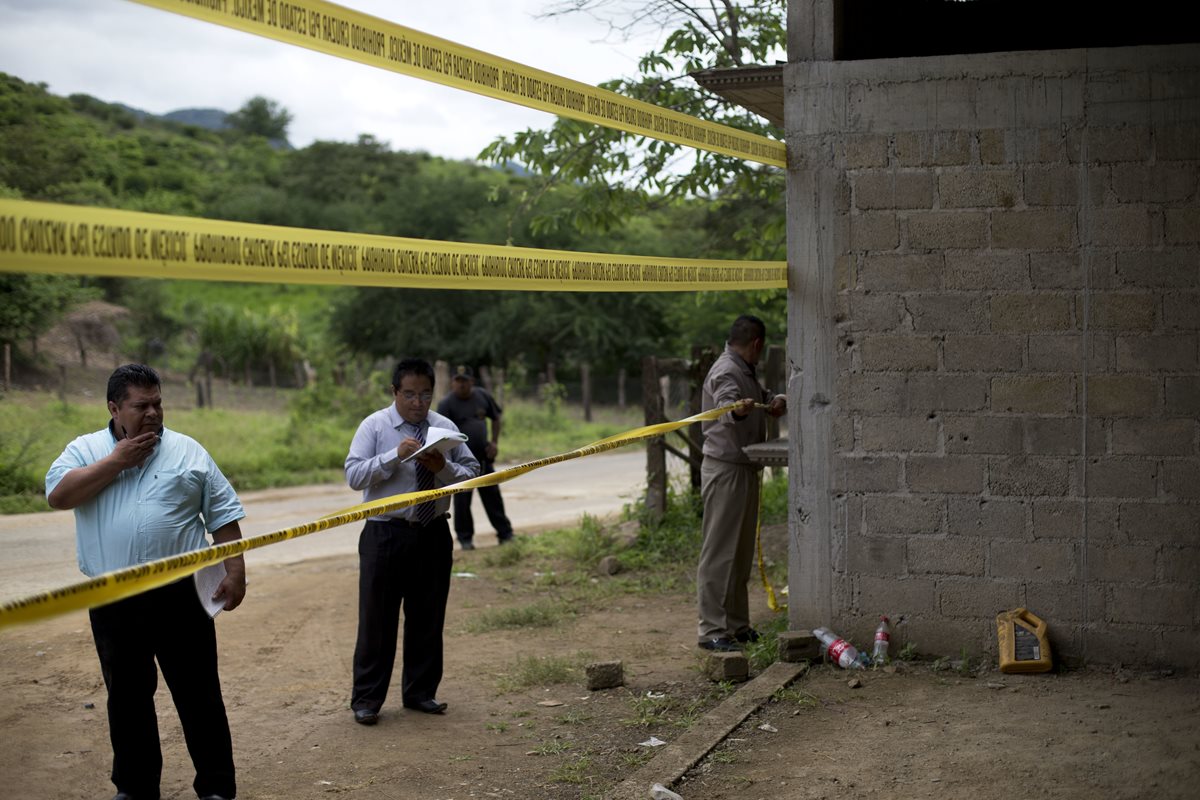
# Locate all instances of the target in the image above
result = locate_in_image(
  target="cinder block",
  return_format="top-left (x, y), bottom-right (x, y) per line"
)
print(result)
top-left (843, 134), bottom-right (890, 168)
top-left (859, 415), bottom-right (939, 452)
top-left (939, 578), bottom-right (1023, 617)
top-left (777, 631), bottom-right (821, 662)
top-left (836, 456), bottom-right (902, 492)
top-left (991, 376), bottom-right (1076, 414)
top-left (1165, 377), bottom-right (1200, 415)
top-left (1084, 125), bottom-right (1152, 163)
top-left (1032, 499), bottom-right (1119, 541)
top-left (906, 294), bottom-right (989, 333)
top-left (907, 537), bottom-right (985, 576)
top-left (905, 374), bottom-right (990, 412)
top-left (846, 291), bottom-right (904, 331)
top-left (946, 253), bottom-right (1030, 290)
top-left (1085, 207), bottom-right (1154, 248)
top-left (1028, 334), bottom-right (1080, 371)
top-left (1082, 625), bottom-right (1159, 666)
top-left (945, 416), bottom-right (1023, 454)
top-left (1023, 166), bottom-right (1080, 206)
top-left (847, 535), bottom-right (907, 576)
top-left (1030, 252), bottom-right (1084, 290)
top-left (1163, 294), bottom-right (1200, 331)
top-left (906, 455), bottom-right (987, 494)
top-left (1109, 586), bottom-right (1195, 626)
top-left (858, 575), bottom-right (936, 615)
top-left (1111, 164), bottom-right (1198, 203)
top-left (1025, 582), bottom-right (1106, 624)
top-left (585, 660), bottom-right (624, 690)
top-left (939, 169), bottom-right (1019, 209)
top-left (858, 335), bottom-right (939, 371)
top-left (1154, 123), bottom-right (1200, 160)
top-left (703, 651), bottom-right (748, 682)
top-left (1113, 419), bottom-right (1196, 455)
top-left (991, 210), bottom-right (1077, 250)
top-left (1087, 375), bottom-right (1159, 416)
top-left (943, 334), bottom-right (1023, 371)
top-left (990, 294), bottom-right (1075, 332)
top-left (1025, 417), bottom-right (1090, 456)
top-left (842, 373), bottom-right (905, 414)
top-left (990, 540), bottom-right (1075, 581)
top-left (1086, 458), bottom-right (1158, 499)
top-left (894, 131), bottom-right (972, 166)
top-left (1118, 502), bottom-right (1200, 545)
top-left (850, 212), bottom-right (899, 251)
top-left (983, 128), bottom-right (1074, 166)
top-left (857, 253), bottom-right (943, 291)
top-left (1090, 293), bottom-right (1157, 331)
top-left (989, 456), bottom-right (1071, 497)
top-left (948, 497), bottom-right (1028, 539)
top-left (863, 496), bottom-right (944, 537)
top-left (897, 617), bottom-right (990, 658)
top-left (1165, 209), bottom-right (1200, 244)
top-left (1087, 544), bottom-right (1158, 582)
top-left (906, 211), bottom-right (988, 249)
top-left (853, 170), bottom-right (935, 210)
top-left (1160, 546), bottom-right (1200, 582)
top-left (1162, 460), bottom-right (1200, 500)
top-left (1115, 251), bottom-right (1198, 289)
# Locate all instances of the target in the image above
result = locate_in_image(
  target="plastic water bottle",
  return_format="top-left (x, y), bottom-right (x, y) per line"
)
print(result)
top-left (813, 627), bottom-right (865, 670)
top-left (651, 783), bottom-right (684, 800)
top-left (872, 616), bottom-right (891, 664)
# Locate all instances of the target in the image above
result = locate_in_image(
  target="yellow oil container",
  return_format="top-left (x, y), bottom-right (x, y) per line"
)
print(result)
top-left (996, 607), bottom-right (1052, 674)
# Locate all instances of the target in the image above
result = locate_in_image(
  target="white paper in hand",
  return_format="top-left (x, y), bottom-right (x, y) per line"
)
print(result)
top-left (194, 560), bottom-right (228, 618)
top-left (401, 427), bottom-right (468, 463)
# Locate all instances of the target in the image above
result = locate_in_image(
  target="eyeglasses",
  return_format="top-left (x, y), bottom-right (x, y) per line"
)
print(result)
top-left (399, 391), bottom-right (433, 403)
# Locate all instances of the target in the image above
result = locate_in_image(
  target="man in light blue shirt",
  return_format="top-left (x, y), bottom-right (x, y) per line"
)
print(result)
top-left (345, 357), bottom-right (478, 725)
top-left (46, 364), bottom-right (246, 800)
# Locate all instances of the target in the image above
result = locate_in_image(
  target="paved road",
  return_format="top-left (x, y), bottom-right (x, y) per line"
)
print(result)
top-left (0, 449), bottom-right (656, 603)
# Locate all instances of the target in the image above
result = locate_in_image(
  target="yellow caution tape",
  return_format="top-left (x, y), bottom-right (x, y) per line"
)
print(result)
top-left (0, 199), bottom-right (785, 291)
top-left (756, 496), bottom-right (785, 613)
top-left (0, 403), bottom-right (745, 629)
top-left (127, 0), bottom-right (786, 167)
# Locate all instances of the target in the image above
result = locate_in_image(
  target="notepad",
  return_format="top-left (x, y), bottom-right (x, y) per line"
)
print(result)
top-left (401, 427), bottom-right (469, 463)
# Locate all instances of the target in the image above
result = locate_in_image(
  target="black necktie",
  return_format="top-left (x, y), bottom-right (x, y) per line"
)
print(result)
top-left (412, 425), bottom-right (436, 525)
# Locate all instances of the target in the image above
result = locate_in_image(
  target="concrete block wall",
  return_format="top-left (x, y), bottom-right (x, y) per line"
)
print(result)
top-left (785, 44), bottom-right (1200, 668)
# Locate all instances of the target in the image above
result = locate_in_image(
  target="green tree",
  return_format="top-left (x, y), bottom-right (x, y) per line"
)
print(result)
top-left (480, 0), bottom-right (786, 259)
top-left (225, 96), bottom-right (292, 142)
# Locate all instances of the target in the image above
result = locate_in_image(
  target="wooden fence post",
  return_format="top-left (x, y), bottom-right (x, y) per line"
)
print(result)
top-left (581, 361), bottom-right (592, 422)
top-left (764, 344), bottom-right (785, 440)
top-left (642, 355), bottom-right (666, 520)
top-left (689, 345), bottom-right (717, 491)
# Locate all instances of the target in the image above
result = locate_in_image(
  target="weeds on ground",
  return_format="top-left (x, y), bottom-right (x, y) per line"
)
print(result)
top-left (548, 754), bottom-right (594, 784)
top-left (771, 686), bottom-right (819, 708)
top-left (530, 738), bottom-right (573, 756)
top-left (742, 612), bottom-right (789, 670)
top-left (496, 652), bottom-right (585, 693)
top-left (465, 600), bottom-right (571, 633)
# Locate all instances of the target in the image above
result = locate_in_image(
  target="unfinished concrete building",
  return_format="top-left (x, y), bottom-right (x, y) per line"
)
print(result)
top-left (698, 0), bottom-right (1200, 668)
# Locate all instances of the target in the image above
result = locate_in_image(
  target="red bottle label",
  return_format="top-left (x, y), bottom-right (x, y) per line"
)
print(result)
top-left (828, 639), bottom-right (850, 662)
top-left (875, 630), bottom-right (890, 642)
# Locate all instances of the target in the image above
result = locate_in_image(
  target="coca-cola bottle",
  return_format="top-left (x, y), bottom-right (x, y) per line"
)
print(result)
top-left (872, 616), bottom-right (891, 664)
top-left (812, 627), bottom-right (865, 670)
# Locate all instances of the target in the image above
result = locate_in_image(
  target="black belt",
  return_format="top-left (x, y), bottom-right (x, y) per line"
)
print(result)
top-left (374, 513), bottom-right (449, 530)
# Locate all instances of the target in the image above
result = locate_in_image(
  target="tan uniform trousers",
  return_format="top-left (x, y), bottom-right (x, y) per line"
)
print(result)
top-left (696, 457), bottom-right (761, 641)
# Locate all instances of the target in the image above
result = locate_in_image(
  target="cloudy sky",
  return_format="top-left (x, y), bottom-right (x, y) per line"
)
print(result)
top-left (0, 0), bottom-right (662, 160)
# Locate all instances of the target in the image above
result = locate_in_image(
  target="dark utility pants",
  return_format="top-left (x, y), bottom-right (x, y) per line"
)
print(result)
top-left (451, 460), bottom-right (513, 543)
top-left (89, 576), bottom-right (236, 800)
top-left (351, 517), bottom-right (453, 713)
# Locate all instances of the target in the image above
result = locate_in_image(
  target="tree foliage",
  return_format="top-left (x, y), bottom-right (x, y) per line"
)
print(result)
top-left (479, 0), bottom-right (786, 259)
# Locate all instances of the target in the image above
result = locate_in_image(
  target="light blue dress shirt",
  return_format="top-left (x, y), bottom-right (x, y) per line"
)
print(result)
top-left (45, 424), bottom-right (245, 577)
top-left (345, 404), bottom-right (479, 523)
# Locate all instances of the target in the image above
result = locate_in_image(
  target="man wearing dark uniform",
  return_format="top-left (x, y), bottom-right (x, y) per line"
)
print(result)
top-left (436, 366), bottom-right (514, 550)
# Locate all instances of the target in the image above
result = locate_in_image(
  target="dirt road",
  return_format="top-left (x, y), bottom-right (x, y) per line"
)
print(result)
top-left (0, 449), bottom-right (652, 603)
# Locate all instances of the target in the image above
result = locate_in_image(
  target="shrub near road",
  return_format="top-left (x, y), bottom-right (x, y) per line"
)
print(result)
top-left (0, 386), bottom-right (643, 513)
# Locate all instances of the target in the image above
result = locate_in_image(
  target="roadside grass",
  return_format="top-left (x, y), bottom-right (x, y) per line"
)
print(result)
top-left (495, 652), bottom-right (589, 693)
top-left (0, 388), bottom-right (644, 512)
top-left (464, 600), bottom-right (572, 633)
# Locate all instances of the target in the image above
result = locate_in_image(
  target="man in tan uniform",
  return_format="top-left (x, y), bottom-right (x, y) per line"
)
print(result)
top-left (696, 315), bottom-right (787, 651)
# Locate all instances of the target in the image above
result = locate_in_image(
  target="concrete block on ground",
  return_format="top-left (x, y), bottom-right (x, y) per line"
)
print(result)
top-left (703, 651), bottom-right (749, 682)
top-left (778, 630), bottom-right (821, 662)
top-left (585, 660), bottom-right (624, 690)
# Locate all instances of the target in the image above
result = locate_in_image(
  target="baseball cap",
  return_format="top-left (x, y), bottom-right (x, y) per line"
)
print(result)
top-left (452, 364), bottom-right (474, 379)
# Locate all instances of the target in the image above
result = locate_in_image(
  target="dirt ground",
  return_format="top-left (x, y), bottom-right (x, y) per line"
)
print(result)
top-left (2, 544), bottom-right (1198, 800)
